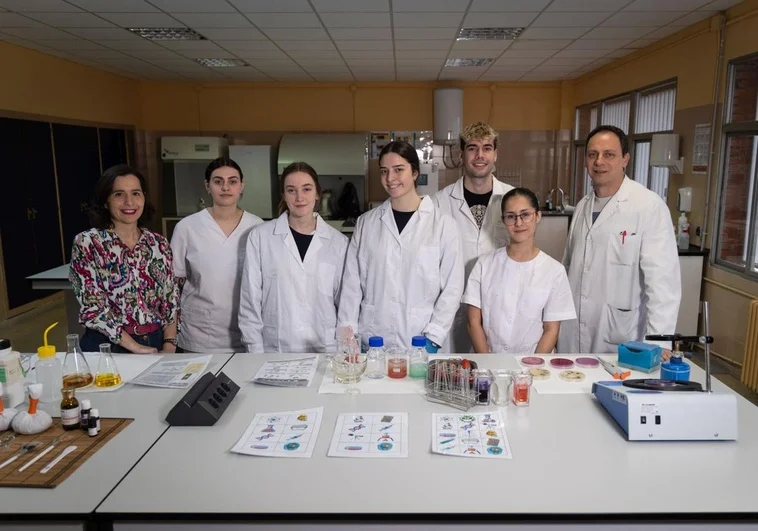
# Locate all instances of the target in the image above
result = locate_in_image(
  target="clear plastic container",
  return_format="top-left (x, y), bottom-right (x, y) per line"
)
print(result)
top-left (36, 322), bottom-right (62, 403)
top-left (365, 336), bottom-right (385, 379)
top-left (409, 336), bottom-right (428, 379)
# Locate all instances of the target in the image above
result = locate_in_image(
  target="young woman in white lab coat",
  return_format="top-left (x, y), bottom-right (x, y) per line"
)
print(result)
top-left (238, 162), bottom-right (349, 353)
top-left (338, 141), bottom-right (464, 352)
top-left (463, 188), bottom-right (576, 354)
top-left (169, 157), bottom-right (263, 352)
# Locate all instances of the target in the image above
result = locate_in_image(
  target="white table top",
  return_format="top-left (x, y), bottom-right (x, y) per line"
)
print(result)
top-left (1, 353), bottom-right (233, 516)
top-left (97, 354), bottom-right (758, 517)
top-left (27, 264), bottom-right (71, 282)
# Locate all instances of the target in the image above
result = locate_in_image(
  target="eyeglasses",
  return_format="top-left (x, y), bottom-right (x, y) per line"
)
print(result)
top-left (502, 210), bottom-right (537, 225)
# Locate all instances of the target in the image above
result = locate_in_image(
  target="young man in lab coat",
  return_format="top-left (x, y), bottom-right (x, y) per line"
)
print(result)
top-left (558, 125), bottom-right (681, 357)
top-left (433, 122), bottom-right (514, 353)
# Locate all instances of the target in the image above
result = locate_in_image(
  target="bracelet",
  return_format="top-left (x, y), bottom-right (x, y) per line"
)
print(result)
top-left (163, 337), bottom-right (178, 346)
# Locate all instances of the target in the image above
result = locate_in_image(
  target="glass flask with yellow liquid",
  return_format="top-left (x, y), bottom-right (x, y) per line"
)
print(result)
top-left (62, 334), bottom-right (94, 389)
top-left (95, 343), bottom-right (122, 388)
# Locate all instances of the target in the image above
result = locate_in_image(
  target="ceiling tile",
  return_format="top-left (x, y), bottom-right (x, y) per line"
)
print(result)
top-left (624, 0), bottom-right (710, 10)
top-left (0, 13), bottom-right (44, 27)
top-left (65, 27), bottom-right (140, 39)
top-left (311, 0), bottom-right (389, 12)
top-left (0, 0), bottom-right (82, 12)
top-left (144, 58), bottom-right (202, 67)
top-left (396, 49), bottom-right (448, 59)
top-left (499, 49), bottom-right (556, 58)
top-left (263, 28), bottom-right (329, 40)
top-left (32, 39), bottom-right (107, 50)
top-left (328, 28), bottom-right (392, 40)
top-left (248, 13), bottom-right (321, 28)
top-left (581, 26), bottom-right (653, 39)
top-left (171, 14), bottom-right (254, 28)
top-left (626, 38), bottom-right (658, 48)
top-left (289, 50), bottom-right (342, 59)
top-left (670, 11), bottom-right (713, 26)
top-left (452, 40), bottom-right (512, 51)
top-left (354, 73), bottom-right (396, 80)
top-left (396, 66), bottom-right (440, 74)
top-left (219, 70), bottom-right (270, 80)
top-left (566, 38), bottom-right (632, 50)
top-left (341, 49), bottom-right (393, 58)
top-left (247, 58), bottom-right (300, 67)
top-left (520, 73), bottom-right (570, 80)
top-left (531, 12), bottom-right (614, 27)
top-left (70, 49), bottom-right (136, 59)
top-left (494, 56), bottom-right (544, 66)
top-left (605, 48), bottom-right (635, 58)
top-left (541, 57), bottom-right (594, 66)
top-left (321, 13), bottom-right (390, 27)
top-left (532, 64), bottom-right (580, 73)
top-left (604, 11), bottom-right (688, 26)
top-left (229, 0), bottom-right (312, 12)
top-left (1, 27), bottom-right (77, 39)
top-left (392, 13), bottom-right (463, 27)
top-left (95, 13), bottom-right (182, 28)
top-left (66, 0), bottom-right (159, 12)
top-left (24, 13), bottom-right (115, 27)
top-left (479, 71), bottom-right (526, 80)
top-left (462, 12), bottom-right (539, 27)
top-left (448, 48), bottom-right (502, 59)
top-left (552, 49), bottom-right (608, 58)
top-left (158, 40), bottom-right (226, 51)
top-left (268, 73), bottom-right (314, 81)
top-left (346, 59), bottom-right (394, 67)
top-left (394, 27), bottom-right (456, 39)
top-left (335, 40), bottom-right (393, 50)
top-left (233, 49), bottom-right (289, 59)
top-left (642, 26), bottom-right (683, 40)
top-left (392, 0), bottom-right (468, 11)
top-left (177, 49), bottom-right (237, 59)
top-left (546, 0), bottom-right (630, 10)
top-left (277, 40), bottom-right (336, 50)
top-left (519, 27), bottom-right (591, 39)
top-left (699, 0), bottom-right (742, 9)
top-left (469, 0), bottom-right (551, 12)
top-left (438, 66), bottom-right (486, 79)
top-left (396, 58), bottom-right (443, 66)
top-left (394, 39), bottom-right (451, 50)
top-left (218, 40), bottom-right (279, 51)
top-left (127, 48), bottom-right (186, 59)
top-left (297, 59), bottom-right (347, 67)
top-left (195, 28), bottom-right (267, 40)
top-left (102, 39), bottom-right (165, 50)
top-left (146, 0), bottom-right (237, 12)
top-left (510, 39), bottom-right (573, 49)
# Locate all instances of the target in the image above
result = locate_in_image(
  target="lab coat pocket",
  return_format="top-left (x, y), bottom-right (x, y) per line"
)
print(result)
top-left (521, 289), bottom-right (550, 321)
top-left (609, 231), bottom-right (640, 266)
top-left (603, 305), bottom-right (639, 346)
top-left (318, 263), bottom-right (336, 296)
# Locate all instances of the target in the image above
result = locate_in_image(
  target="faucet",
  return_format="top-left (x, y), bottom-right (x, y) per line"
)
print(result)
top-left (548, 188), bottom-right (565, 212)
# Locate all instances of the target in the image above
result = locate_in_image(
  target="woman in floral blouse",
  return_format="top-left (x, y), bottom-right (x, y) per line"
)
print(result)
top-left (69, 164), bottom-right (179, 353)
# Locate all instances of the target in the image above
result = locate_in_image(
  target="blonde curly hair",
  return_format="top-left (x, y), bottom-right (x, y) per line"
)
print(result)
top-left (459, 122), bottom-right (498, 151)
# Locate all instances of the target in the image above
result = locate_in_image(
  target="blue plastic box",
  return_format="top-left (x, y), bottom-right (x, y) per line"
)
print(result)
top-left (617, 341), bottom-right (661, 373)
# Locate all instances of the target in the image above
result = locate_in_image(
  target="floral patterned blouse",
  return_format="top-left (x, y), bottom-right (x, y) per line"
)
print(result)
top-left (69, 228), bottom-right (179, 344)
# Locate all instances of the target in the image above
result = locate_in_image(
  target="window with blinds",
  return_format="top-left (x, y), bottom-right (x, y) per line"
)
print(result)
top-left (635, 85), bottom-right (676, 134)
top-left (602, 97), bottom-right (631, 134)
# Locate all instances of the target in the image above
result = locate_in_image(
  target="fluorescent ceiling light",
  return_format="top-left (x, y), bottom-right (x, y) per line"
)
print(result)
top-left (457, 27), bottom-right (525, 41)
top-left (445, 58), bottom-right (494, 67)
top-left (127, 27), bottom-right (206, 41)
top-left (195, 58), bottom-right (249, 67)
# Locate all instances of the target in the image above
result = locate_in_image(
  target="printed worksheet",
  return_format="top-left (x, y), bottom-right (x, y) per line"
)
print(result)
top-left (251, 356), bottom-right (318, 387)
top-left (431, 412), bottom-right (512, 459)
top-left (130, 355), bottom-right (211, 388)
top-left (328, 412), bottom-right (409, 458)
top-left (230, 407), bottom-right (323, 458)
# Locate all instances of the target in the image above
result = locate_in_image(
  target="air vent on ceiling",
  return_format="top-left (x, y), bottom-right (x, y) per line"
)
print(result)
top-left (457, 27), bottom-right (525, 41)
top-left (445, 58), bottom-right (494, 67)
top-left (195, 58), bottom-right (249, 68)
top-left (127, 27), bottom-right (206, 40)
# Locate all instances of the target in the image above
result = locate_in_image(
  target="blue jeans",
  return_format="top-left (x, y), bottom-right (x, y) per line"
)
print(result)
top-left (81, 328), bottom-right (164, 353)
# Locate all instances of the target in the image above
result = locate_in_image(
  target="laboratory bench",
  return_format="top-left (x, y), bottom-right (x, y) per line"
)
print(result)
top-left (2, 353), bottom-right (758, 529)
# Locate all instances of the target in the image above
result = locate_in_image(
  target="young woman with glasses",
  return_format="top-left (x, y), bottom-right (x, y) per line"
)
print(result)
top-left (462, 188), bottom-right (576, 354)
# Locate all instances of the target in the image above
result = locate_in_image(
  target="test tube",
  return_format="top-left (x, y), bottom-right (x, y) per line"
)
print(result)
top-left (512, 370), bottom-right (532, 407)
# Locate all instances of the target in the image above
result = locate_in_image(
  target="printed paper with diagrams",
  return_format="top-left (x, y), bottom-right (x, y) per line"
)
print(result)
top-left (431, 412), bottom-right (512, 459)
top-left (230, 407), bottom-right (323, 458)
top-left (328, 412), bottom-right (408, 458)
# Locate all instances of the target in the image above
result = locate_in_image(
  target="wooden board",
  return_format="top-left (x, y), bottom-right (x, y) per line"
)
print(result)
top-left (0, 418), bottom-right (133, 488)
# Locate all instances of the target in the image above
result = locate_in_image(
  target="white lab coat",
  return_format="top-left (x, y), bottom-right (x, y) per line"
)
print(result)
top-left (433, 176), bottom-right (514, 352)
top-left (558, 176), bottom-right (681, 354)
top-left (337, 196), bottom-right (464, 351)
top-left (463, 249), bottom-right (576, 353)
top-left (171, 209), bottom-right (263, 352)
top-left (239, 213), bottom-right (349, 353)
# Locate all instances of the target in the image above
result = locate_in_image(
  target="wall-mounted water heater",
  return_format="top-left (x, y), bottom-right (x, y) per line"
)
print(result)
top-left (651, 133), bottom-right (684, 174)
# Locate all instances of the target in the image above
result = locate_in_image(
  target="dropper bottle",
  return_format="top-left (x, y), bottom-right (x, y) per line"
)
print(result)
top-left (36, 322), bottom-right (62, 403)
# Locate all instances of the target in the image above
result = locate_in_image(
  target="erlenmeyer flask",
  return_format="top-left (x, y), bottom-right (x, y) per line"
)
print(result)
top-left (94, 344), bottom-right (122, 388)
top-left (62, 334), bottom-right (94, 389)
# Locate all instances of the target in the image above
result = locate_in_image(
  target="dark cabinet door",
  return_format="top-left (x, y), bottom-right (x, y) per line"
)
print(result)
top-left (99, 127), bottom-right (127, 170)
top-left (53, 123), bottom-right (100, 261)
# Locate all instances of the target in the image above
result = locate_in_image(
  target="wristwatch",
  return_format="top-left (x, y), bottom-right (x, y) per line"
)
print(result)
top-left (163, 337), bottom-right (178, 346)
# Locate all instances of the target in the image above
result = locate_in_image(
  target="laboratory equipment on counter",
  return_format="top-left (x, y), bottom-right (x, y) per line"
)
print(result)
top-left (617, 341), bottom-right (661, 373)
top-left (473, 369), bottom-right (493, 405)
top-left (62, 334), bottom-right (93, 389)
top-left (0, 339), bottom-right (24, 408)
top-left (166, 372), bottom-right (240, 427)
top-left (425, 358), bottom-right (478, 411)
top-left (491, 370), bottom-right (513, 406)
top-left (386, 347), bottom-right (408, 379)
top-left (597, 357), bottom-right (631, 380)
top-left (36, 322), bottom-right (62, 403)
top-left (94, 344), bottom-right (121, 388)
top-left (592, 301), bottom-right (738, 441)
top-left (11, 383), bottom-right (53, 435)
top-left (409, 336), bottom-right (428, 379)
top-left (512, 371), bottom-right (532, 407)
top-left (365, 336), bottom-right (385, 380)
top-left (60, 388), bottom-right (80, 431)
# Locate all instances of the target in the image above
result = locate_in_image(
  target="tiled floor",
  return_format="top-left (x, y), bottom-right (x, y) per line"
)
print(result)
top-left (4, 297), bottom-right (758, 406)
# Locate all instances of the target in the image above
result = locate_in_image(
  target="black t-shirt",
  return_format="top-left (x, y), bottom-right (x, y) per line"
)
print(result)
top-left (463, 187), bottom-right (492, 229)
top-left (290, 227), bottom-right (314, 261)
top-left (392, 209), bottom-right (415, 234)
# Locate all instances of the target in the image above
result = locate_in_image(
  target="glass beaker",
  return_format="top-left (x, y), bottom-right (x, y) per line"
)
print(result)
top-left (62, 334), bottom-right (94, 389)
top-left (94, 344), bottom-right (122, 388)
top-left (512, 370), bottom-right (533, 407)
top-left (386, 347), bottom-right (408, 379)
top-left (333, 331), bottom-right (365, 394)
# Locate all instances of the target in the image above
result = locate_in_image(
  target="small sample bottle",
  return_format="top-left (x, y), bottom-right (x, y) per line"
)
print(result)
top-left (365, 336), bottom-right (386, 380)
top-left (90, 408), bottom-right (101, 433)
top-left (80, 399), bottom-right (91, 430)
top-left (87, 415), bottom-right (98, 437)
top-left (95, 344), bottom-right (122, 388)
top-left (386, 348), bottom-right (408, 379)
top-left (60, 388), bottom-right (81, 431)
top-left (512, 371), bottom-right (533, 407)
top-left (408, 336), bottom-right (428, 379)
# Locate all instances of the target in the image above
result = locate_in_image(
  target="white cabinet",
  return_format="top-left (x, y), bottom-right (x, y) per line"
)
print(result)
top-left (536, 215), bottom-right (570, 261)
top-left (229, 145), bottom-right (277, 219)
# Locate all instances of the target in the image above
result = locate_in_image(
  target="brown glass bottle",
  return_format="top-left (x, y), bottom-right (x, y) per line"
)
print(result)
top-left (60, 388), bottom-right (81, 431)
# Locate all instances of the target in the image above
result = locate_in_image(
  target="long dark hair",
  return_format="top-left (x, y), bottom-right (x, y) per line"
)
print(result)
top-left (278, 161), bottom-right (322, 215)
top-left (89, 164), bottom-right (155, 229)
top-left (378, 141), bottom-right (420, 187)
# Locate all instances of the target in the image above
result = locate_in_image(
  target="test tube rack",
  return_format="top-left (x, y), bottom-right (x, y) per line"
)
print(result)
top-left (425, 359), bottom-right (478, 411)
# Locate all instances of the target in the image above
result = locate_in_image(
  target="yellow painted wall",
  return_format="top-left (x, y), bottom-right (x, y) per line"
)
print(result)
top-left (0, 41), bottom-right (138, 125)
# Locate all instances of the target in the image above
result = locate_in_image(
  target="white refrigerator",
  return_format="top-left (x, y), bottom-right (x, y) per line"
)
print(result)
top-left (229, 145), bottom-right (278, 219)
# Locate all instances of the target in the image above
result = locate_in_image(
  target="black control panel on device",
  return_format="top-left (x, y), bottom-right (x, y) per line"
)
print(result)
top-left (165, 371), bottom-right (240, 426)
